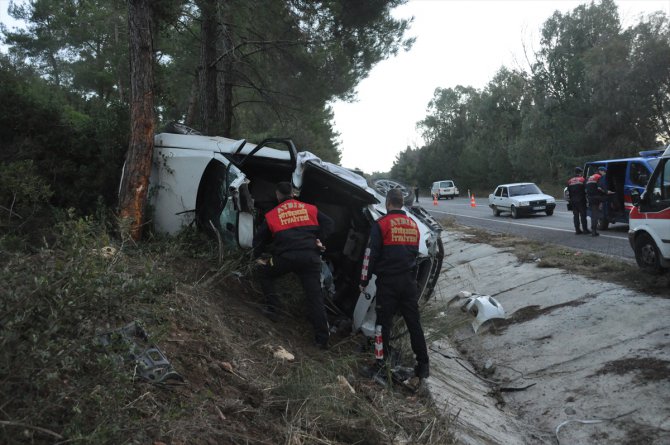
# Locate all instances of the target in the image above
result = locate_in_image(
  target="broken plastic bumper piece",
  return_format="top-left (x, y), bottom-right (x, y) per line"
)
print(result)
top-left (449, 292), bottom-right (506, 333)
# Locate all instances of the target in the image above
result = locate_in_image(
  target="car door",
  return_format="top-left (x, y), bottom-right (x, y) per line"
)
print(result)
top-left (639, 158), bottom-right (670, 256)
top-left (499, 187), bottom-right (510, 209)
top-left (491, 186), bottom-right (501, 207)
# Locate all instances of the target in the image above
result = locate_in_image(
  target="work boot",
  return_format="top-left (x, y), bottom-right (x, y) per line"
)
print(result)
top-left (575, 229), bottom-right (583, 235)
top-left (583, 229), bottom-right (591, 234)
top-left (315, 334), bottom-right (330, 350)
top-left (414, 362), bottom-right (430, 379)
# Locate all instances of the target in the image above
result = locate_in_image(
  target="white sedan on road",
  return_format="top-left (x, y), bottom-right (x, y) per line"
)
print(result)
top-left (488, 183), bottom-right (556, 218)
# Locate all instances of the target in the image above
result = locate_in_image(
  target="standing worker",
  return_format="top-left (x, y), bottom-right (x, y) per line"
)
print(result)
top-left (359, 188), bottom-right (429, 379)
top-left (414, 184), bottom-right (419, 203)
top-left (586, 166), bottom-right (613, 237)
top-left (567, 167), bottom-right (590, 235)
top-left (253, 182), bottom-right (334, 349)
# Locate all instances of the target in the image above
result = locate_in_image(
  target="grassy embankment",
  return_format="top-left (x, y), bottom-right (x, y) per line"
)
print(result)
top-left (1, 215), bottom-right (455, 444)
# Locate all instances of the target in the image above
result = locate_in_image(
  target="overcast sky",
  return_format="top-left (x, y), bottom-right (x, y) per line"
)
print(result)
top-left (331, 0), bottom-right (670, 173)
top-left (2, 0), bottom-right (668, 173)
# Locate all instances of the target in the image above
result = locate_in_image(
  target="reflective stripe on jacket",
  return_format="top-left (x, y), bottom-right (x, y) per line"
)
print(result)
top-left (567, 175), bottom-right (586, 202)
top-left (360, 210), bottom-right (420, 286)
top-left (586, 173), bottom-right (601, 196)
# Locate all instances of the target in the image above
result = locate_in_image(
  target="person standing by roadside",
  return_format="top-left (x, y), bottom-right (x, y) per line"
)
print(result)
top-left (413, 184), bottom-right (419, 203)
top-left (253, 182), bottom-right (334, 349)
top-left (567, 167), bottom-right (590, 235)
top-left (586, 166), bottom-right (614, 237)
top-left (359, 188), bottom-right (429, 379)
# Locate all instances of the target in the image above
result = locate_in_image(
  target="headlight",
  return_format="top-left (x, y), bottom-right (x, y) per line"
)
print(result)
top-left (519, 201), bottom-right (529, 206)
top-left (547, 198), bottom-right (555, 203)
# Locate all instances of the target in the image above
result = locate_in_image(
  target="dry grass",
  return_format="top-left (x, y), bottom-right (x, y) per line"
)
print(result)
top-left (1, 217), bottom-right (455, 444)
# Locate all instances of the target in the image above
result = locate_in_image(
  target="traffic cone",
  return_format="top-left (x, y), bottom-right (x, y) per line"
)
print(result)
top-left (470, 194), bottom-right (477, 208)
top-left (433, 194), bottom-right (438, 206)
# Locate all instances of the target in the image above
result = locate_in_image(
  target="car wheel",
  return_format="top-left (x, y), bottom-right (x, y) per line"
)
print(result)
top-left (545, 209), bottom-right (554, 216)
top-left (634, 233), bottom-right (667, 274)
top-left (492, 206), bottom-right (500, 217)
top-left (598, 219), bottom-right (609, 230)
top-left (511, 206), bottom-right (518, 219)
top-left (373, 179), bottom-right (415, 206)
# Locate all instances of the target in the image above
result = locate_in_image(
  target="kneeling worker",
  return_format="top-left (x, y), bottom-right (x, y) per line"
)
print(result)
top-left (359, 188), bottom-right (430, 379)
top-left (253, 182), bottom-right (334, 349)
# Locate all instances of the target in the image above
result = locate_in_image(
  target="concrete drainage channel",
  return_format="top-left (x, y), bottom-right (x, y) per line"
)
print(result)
top-left (424, 232), bottom-right (670, 445)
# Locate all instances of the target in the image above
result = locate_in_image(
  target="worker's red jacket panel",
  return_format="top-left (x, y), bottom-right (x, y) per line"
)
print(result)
top-left (360, 210), bottom-right (420, 287)
top-left (253, 198), bottom-right (333, 258)
top-left (567, 175), bottom-right (586, 202)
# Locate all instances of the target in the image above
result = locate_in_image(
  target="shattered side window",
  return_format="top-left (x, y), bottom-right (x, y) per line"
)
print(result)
top-left (219, 198), bottom-right (237, 245)
top-left (219, 166), bottom-right (240, 245)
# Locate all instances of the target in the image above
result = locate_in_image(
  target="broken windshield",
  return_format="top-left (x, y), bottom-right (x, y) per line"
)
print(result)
top-left (509, 184), bottom-right (542, 196)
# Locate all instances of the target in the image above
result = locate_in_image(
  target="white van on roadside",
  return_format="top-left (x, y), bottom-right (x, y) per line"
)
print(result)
top-left (629, 145), bottom-right (670, 273)
top-left (431, 180), bottom-right (459, 199)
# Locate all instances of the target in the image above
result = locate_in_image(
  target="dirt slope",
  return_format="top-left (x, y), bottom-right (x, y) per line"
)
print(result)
top-left (433, 231), bottom-right (670, 444)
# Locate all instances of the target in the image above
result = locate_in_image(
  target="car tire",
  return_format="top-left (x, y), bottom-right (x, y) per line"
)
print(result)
top-left (545, 209), bottom-right (554, 216)
top-left (634, 233), bottom-right (667, 274)
top-left (511, 206), bottom-right (519, 219)
top-left (373, 179), bottom-right (414, 206)
top-left (492, 206), bottom-right (500, 217)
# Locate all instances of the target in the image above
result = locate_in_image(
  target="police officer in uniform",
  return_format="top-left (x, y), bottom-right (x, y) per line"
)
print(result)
top-left (567, 167), bottom-right (590, 234)
top-left (586, 166), bottom-right (612, 237)
top-left (359, 188), bottom-right (429, 379)
top-left (253, 182), bottom-right (334, 349)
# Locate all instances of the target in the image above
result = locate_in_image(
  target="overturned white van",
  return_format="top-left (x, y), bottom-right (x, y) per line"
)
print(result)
top-left (146, 124), bottom-right (445, 334)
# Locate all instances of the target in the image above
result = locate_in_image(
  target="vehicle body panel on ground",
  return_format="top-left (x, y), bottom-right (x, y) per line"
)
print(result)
top-left (431, 180), bottom-right (459, 199)
top-left (146, 127), bottom-right (444, 333)
top-left (628, 145), bottom-right (670, 273)
top-left (583, 149), bottom-right (662, 230)
top-left (488, 183), bottom-right (556, 218)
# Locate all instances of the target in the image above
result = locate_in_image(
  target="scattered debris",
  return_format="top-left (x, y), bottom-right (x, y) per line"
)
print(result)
top-left (91, 245), bottom-right (118, 258)
top-left (448, 292), bottom-right (506, 333)
top-left (337, 375), bottom-right (356, 394)
top-left (263, 344), bottom-right (295, 361)
top-left (554, 409), bottom-right (637, 445)
top-left (96, 321), bottom-right (183, 384)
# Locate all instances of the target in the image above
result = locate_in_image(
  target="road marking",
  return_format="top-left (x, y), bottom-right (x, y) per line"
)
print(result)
top-left (428, 209), bottom-right (626, 241)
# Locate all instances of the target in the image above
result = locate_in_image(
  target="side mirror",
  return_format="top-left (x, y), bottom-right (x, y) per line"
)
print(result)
top-left (631, 189), bottom-right (641, 206)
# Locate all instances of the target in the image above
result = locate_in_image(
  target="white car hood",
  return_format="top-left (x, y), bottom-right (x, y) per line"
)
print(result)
top-left (511, 193), bottom-right (554, 201)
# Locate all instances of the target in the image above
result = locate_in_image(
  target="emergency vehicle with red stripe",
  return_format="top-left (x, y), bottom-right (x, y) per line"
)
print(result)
top-left (583, 149), bottom-right (664, 230)
top-left (629, 145), bottom-right (670, 274)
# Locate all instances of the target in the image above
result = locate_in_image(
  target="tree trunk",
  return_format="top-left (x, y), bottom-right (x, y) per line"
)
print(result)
top-left (220, 19), bottom-right (234, 137)
top-left (198, 0), bottom-right (218, 135)
top-left (115, 21), bottom-right (125, 103)
top-left (118, 0), bottom-right (155, 241)
top-left (185, 71), bottom-right (199, 126)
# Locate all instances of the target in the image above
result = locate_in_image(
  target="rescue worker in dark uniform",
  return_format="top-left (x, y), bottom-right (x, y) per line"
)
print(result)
top-left (359, 188), bottom-right (429, 379)
top-left (253, 182), bottom-right (334, 349)
top-left (586, 166), bottom-right (613, 237)
top-left (567, 167), bottom-right (590, 235)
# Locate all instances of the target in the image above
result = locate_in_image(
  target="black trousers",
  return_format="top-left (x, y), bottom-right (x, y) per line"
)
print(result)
top-left (375, 273), bottom-right (429, 366)
top-left (257, 251), bottom-right (329, 344)
top-left (588, 197), bottom-right (601, 232)
top-left (571, 200), bottom-right (588, 231)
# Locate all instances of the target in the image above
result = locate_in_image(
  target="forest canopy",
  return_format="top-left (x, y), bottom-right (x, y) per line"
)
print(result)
top-left (390, 0), bottom-right (670, 191)
top-left (0, 0), bottom-right (412, 235)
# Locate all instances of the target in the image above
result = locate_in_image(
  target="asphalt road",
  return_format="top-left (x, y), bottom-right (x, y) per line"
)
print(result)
top-left (417, 195), bottom-right (635, 261)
